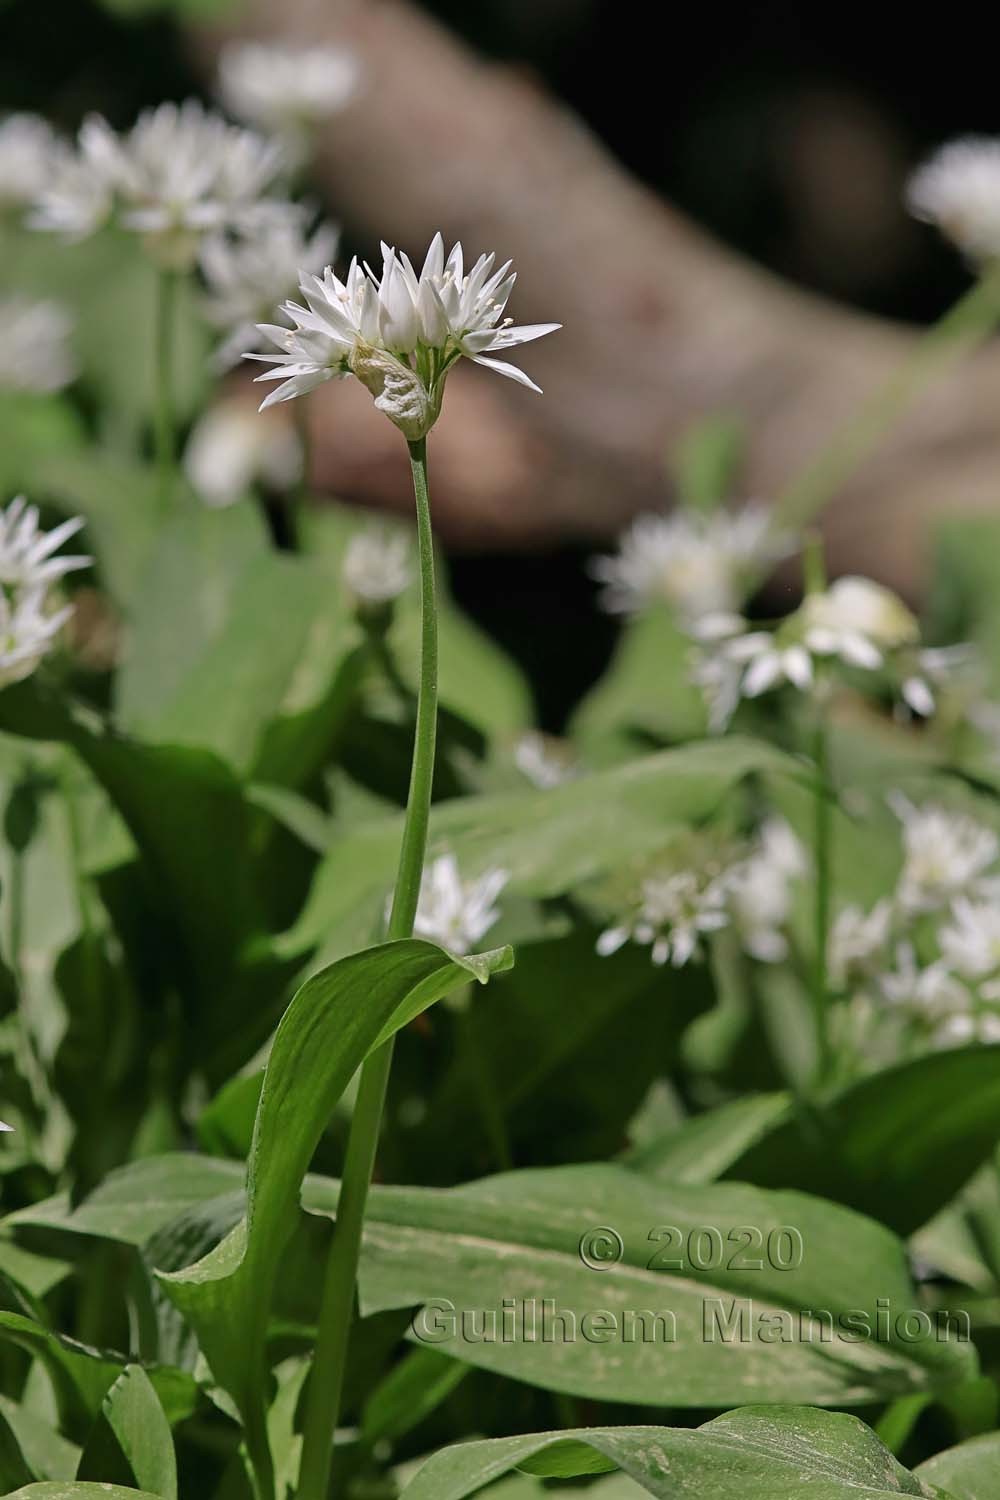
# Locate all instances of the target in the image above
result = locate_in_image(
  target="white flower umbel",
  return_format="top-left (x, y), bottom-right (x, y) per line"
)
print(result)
top-left (250, 233), bottom-right (560, 438)
top-left (0, 496), bottom-right (88, 592)
top-left (0, 298), bottom-right (76, 393)
top-left (934, 1012), bottom-right (1000, 1047)
top-left (591, 505), bottom-right (789, 623)
top-left (184, 400), bottom-right (303, 509)
top-left (32, 102), bottom-right (290, 270)
top-left (0, 113), bottom-right (61, 211)
top-left (880, 943), bottom-right (968, 1020)
top-left (513, 731), bottom-right (577, 789)
top-left (890, 793), bottom-right (999, 914)
top-left (411, 853), bottom-right (508, 956)
top-left (726, 818), bottom-right (806, 963)
top-left (800, 576), bottom-right (917, 664)
top-left (598, 868), bottom-right (730, 968)
top-left (0, 586), bottom-right (74, 687)
top-left (200, 212), bottom-right (339, 369)
top-left (907, 138), bottom-right (1000, 263)
top-left (341, 527), bottom-right (412, 607)
top-left (218, 41), bottom-right (360, 163)
top-left (827, 900), bottom-right (892, 989)
top-left (939, 900), bottom-right (1000, 999)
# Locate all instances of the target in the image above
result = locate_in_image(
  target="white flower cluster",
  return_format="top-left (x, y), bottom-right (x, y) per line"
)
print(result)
top-left (200, 211), bottom-right (339, 369)
top-left (828, 794), bottom-right (1000, 1048)
top-left (218, 41), bottom-right (360, 164)
top-left (411, 854), bottom-right (508, 956)
top-left (592, 505), bottom-right (789, 625)
top-left (0, 496), bottom-right (89, 687)
top-left (690, 576), bottom-right (937, 730)
top-left (250, 233), bottom-right (560, 438)
top-left (513, 732), bottom-right (578, 790)
top-left (0, 113), bottom-right (62, 210)
top-left (31, 102), bottom-right (291, 269)
top-left (184, 400), bottom-right (303, 509)
top-left (907, 137), bottom-right (1000, 263)
top-left (597, 818), bottom-right (806, 970)
top-left (0, 297), bottom-right (76, 394)
top-left (341, 527), bottom-right (413, 608)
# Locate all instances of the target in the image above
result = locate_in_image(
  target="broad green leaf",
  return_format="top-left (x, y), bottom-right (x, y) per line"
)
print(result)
top-left (77, 1365), bottom-right (176, 1498)
top-left (916, 1431), bottom-right (1000, 1498)
top-left (0, 1397), bottom-right (79, 1482)
top-left (725, 1046), bottom-right (1000, 1234)
top-left (157, 941), bottom-right (511, 1473)
top-left (0, 1405), bottom-right (34, 1491)
top-left (13, 1149), bottom-right (974, 1411)
top-left (0, 683), bottom-right (260, 1006)
top-left (627, 1093), bottom-right (793, 1182)
top-left (361, 1347), bottom-right (470, 1448)
top-left (280, 737), bottom-right (795, 959)
top-left (302, 1162), bottom-right (974, 1408)
top-left (5, 1487), bottom-right (163, 1499)
top-left (398, 1406), bottom-right (935, 1499)
top-left (569, 611), bottom-right (707, 764)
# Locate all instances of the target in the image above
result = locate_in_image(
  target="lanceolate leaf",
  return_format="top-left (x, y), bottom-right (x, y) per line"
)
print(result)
top-left (76, 1365), bottom-right (177, 1498)
top-left (916, 1431), bottom-right (1000, 1498)
top-left (725, 1046), bottom-right (1000, 1235)
top-left (5, 1487), bottom-right (164, 1499)
top-left (8, 1152), bottom-right (975, 1412)
top-left (280, 737), bottom-right (796, 959)
top-left (398, 1406), bottom-right (937, 1499)
top-left (156, 940), bottom-right (511, 1482)
top-left (303, 1163), bottom-right (974, 1409)
top-left (627, 1093), bottom-right (793, 1183)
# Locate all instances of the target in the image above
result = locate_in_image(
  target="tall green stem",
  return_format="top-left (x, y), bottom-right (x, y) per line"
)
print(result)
top-left (811, 714), bottom-right (832, 1087)
top-left (774, 262), bottom-right (1000, 535)
top-left (297, 436), bottom-right (438, 1500)
top-left (154, 268), bottom-right (178, 509)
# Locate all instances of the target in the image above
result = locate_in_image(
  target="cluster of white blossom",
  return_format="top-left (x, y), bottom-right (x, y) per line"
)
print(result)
top-left (341, 526), bottom-right (413, 609)
top-left (411, 854), bottom-right (508, 956)
top-left (596, 818), bottom-right (807, 970)
top-left (591, 505), bottom-right (790, 625)
top-left (828, 795), bottom-right (1000, 1048)
top-left (183, 400), bottom-right (303, 509)
top-left (689, 576), bottom-right (962, 730)
top-left (249, 233), bottom-right (560, 438)
top-left (218, 40), bottom-right (360, 167)
top-left (0, 496), bottom-right (89, 687)
top-left (0, 297), bottom-right (76, 394)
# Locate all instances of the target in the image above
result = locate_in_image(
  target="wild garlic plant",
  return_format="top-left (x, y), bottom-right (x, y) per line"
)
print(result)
top-left (9, 88), bottom-right (1000, 1500)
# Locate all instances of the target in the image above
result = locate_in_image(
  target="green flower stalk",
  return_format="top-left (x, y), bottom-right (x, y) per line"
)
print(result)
top-left (245, 235), bottom-right (557, 1499)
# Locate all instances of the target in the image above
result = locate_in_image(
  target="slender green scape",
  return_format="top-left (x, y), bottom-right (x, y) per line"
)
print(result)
top-left (297, 436), bottom-right (439, 1500)
top-left (154, 267), bottom-right (178, 510)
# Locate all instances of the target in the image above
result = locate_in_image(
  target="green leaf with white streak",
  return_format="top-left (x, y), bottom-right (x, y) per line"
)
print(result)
top-left (398, 1406), bottom-right (939, 1499)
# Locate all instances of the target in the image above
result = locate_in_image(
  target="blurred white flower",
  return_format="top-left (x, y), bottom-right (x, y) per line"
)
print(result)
top-left (725, 630), bottom-right (815, 697)
top-left (0, 297), bottom-right (76, 393)
top-left (880, 942), bottom-right (967, 1018)
top-left (907, 137), bottom-right (1000, 262)
top-left (0, 586), bottom-right (74, 687)
top-left (934, 1012), bottom-right (1000, 1047)
top-left (200, 212), bottom-right (339, 368)
top-left (900, 644), bottom-right (980, 719)
top-left (598, 868), bottom-right (729, 968)
top-left (939, 900), bottom-right (1000, 998)
top-left (341, 527), bottom-right (412, 606)
top-left (0, 1119), bottom-right (12, 1132)
top-left (184, 400), bottom-right (302, 508)
top-left (0, 113), bottom-right (62, 210)
top-left (827, 900), bottom-right (892, 989)
top-left (250, 233), bottom-right (559, 436)
top-left (725, 818), bottom-right (806, 963)
top-left (890, 793), bottom-right (999, 914)
top-left (218, 41), bottom-right (360, 160)
top-left (591, 505), bottom-right (788, 622)
top-left (804, 577), bottom-right (918, 651)
top-left (411, 854), bottom-right (508, 955)
top-left (513, 731), bottom-right (577, 789)
top-left (0, 496), bottom-right (88, 591)
top-left (32, 102), bottom-right (291, 269)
